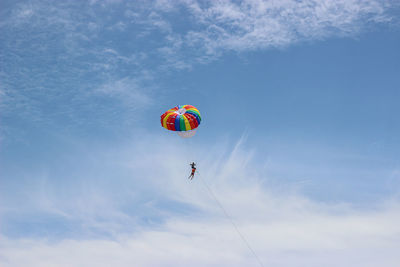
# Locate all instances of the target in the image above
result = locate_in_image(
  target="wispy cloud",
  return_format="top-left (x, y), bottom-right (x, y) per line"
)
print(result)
top-left (1, 135), bottom-right (399, 266)
top-left (127, 0), bottom-right (399, 69)
top-left (174, 0), bottom-right (396, 54)
top-left (2, 205), bottom-right (399, 267)
top-left (0, 1), bottom-right (156, 132)
top-left (95, 76), bottom-right (154, 108)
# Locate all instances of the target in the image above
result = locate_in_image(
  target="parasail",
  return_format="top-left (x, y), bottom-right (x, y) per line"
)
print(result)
top-left (160, 105), bottom-right (201, 138)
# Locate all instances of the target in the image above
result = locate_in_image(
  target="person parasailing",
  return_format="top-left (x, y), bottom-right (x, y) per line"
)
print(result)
top-left (189, 162), bottom-right (196, 180)
top-left (160, 105), bottom-right (201, 180)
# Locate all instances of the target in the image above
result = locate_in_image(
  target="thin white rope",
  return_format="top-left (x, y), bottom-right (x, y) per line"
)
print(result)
top-left (196, 172), bottom-right (265, 267)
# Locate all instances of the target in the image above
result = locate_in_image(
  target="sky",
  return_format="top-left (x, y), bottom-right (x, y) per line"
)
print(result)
top-left (1, 0), bottom-right (400, 266)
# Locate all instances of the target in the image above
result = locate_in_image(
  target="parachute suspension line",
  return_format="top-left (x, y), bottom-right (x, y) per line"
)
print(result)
top-left (197, 173), bottom-right (265, 267)
top-left (186, 135), bottom-right (195, 165)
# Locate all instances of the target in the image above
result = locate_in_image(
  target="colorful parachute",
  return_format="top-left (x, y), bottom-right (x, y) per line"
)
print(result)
top-left (160, 105), bottom-right (201, 138)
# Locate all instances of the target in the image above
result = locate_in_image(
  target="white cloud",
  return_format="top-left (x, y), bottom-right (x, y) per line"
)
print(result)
top-left (2, 206), bottom-right (400, 266)
top-left (178, 0), bottom-right (396, 53)
top-left (1, 135), bottom-right (400, 266)
top-left (95, 76), bottom-right (153, 108)
top-left (145, 0), bottom-right (399, 67)
top-left (2, 0), bottom-right (399, 70)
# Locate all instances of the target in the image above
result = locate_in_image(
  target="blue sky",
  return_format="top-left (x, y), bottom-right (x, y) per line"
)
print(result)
top-left (1, 0), bottom-right (400, 266)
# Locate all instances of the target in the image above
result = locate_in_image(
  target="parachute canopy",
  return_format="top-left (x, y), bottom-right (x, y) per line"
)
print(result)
top-left (161, 105), bottom-right (201, 138)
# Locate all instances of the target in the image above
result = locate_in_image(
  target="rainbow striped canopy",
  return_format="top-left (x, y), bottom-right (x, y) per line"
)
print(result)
top-left (161, 105), bottom-right (201, 132)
